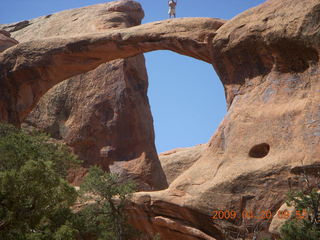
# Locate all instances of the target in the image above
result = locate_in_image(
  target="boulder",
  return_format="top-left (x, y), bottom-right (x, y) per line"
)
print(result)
top-left (269, 203), bottom-right (295, 237)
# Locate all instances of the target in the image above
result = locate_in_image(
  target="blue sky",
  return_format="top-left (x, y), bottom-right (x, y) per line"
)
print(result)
top-left (0, 0), bottom-right (265, 153)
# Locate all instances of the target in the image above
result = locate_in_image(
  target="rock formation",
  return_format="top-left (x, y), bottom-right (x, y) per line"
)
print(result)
top-left (0, 2), bottom-right (224, 191)
top-left (0, 15), bottom-right (225, 125)
top-left (0, 0), bottom-right (168, 190)
top-left (0, 0), bottom-right (319, 238)
top-left (0, 30), bottom-right (18, 53)
top-left (159, 144), bottom-right (207, 184)
top-left (126, 0), bottom-right (320, 239)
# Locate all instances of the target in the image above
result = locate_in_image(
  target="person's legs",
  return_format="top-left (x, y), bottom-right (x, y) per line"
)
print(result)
top-left (169, 8), bottom-right (175, 18)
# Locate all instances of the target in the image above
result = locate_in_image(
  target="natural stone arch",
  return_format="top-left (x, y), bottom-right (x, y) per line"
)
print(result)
top-left (0, 17), bottom-right (225, 125)
top-left (1, 0), bottom-right (320, 238)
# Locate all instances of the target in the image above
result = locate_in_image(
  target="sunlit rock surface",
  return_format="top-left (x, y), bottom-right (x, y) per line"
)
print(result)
top-left (0, 0), bottom-right (319, 238)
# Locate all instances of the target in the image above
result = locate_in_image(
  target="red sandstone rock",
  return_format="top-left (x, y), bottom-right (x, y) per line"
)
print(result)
top-left (0, 16), bottom-right (225, 123)
top-left (1, 0), bottom-right (319, 238)
top-left (0, 8), bottom-right (224, 191)
top-left (1, 0), bottom-right (168, 190)
top-left (127, 0), bottom-right (320, 239)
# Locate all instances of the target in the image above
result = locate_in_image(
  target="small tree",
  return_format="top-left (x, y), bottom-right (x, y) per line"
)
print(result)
top-left (77, 166), bottom-right (137, 240)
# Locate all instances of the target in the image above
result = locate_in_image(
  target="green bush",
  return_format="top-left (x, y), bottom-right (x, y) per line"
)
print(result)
top-left (0, 123), bottom-right (145, 240)
top-left (0, 123), bottom-right (80, 240)
top-left (281, 218), bottom-right (320, 240)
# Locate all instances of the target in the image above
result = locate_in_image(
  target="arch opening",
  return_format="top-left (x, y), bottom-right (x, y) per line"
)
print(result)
top-left (145, 50), bottom-right (227, 154)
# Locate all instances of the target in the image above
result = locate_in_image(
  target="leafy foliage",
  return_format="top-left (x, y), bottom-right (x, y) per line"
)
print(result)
top-left (0, 123), bottom-right (79, 177)
top-left (0, 123), bottom-right (79, 240)
top-left (0, 123), bottom-right (154, 240)
top-left (280, 219), bottom-right (320, 240)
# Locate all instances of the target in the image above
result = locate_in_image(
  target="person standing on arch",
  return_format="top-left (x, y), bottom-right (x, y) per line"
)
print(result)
top-left (168, 0), bottom-right (177, 18)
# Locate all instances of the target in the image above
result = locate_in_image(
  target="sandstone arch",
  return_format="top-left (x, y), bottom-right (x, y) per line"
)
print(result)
top-left (1, 0), bottom-right (320, 238)
top-left (0, 17), bottom-right (225, 125)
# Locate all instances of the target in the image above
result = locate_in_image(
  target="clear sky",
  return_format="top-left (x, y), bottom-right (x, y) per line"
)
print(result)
top-left (0, 0), bottom-right (265, 154)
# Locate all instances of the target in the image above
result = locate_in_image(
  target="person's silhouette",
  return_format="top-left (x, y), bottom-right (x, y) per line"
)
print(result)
top-left (168, 0), bottom-right (177, 18)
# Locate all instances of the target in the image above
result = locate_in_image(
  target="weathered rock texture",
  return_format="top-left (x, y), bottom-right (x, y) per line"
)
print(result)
top-left (0, 15), bottom-right (225, 124)
top-left (0, 30), bottom-right (18, 53)
top-left (1, 0), bottom-right (320, 239)
top-left (126, 0), bottom-right (320, 239)
top-left (159, 144), bottom-right (207, 184)
top-left (0, 0), bottom-right (168, 190)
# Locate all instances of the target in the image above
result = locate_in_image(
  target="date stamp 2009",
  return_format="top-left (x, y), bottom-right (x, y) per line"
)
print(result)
top-left (211, 209), bottom-right (308, 220)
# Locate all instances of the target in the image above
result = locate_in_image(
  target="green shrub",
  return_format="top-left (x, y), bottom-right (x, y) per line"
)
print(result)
top-left (0, 123), bottom-right (143, 240)
top-left (0, 123), bottom-right (80, 240)
top-left (281, 218), bottom-right (320, 240)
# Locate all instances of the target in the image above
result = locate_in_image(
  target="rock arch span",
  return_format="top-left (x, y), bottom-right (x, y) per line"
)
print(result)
top-left (0, 17), bottom-right (225, 125)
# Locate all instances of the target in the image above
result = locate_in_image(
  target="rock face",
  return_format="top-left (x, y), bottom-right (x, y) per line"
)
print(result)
top-left (0, 16), bottom-right (225, 125)
top-left (0, 0), bottom-right (320, 239)
top-left (0, 30), bottom-right (18, 53)
top-left (127, 0), bottom-right (320, 239)
top-left (0, 0), bottom-right (167, 190)
top-left (159, 144), bottom-right (206, 184)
